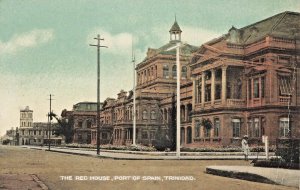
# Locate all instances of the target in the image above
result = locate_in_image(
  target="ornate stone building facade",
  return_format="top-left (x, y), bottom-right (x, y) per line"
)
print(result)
top-left (189, 11), bottom-right (300, 147)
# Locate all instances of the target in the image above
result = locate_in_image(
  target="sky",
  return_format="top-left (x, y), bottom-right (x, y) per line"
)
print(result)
top-left (0, 0), bottom-right (299, 135)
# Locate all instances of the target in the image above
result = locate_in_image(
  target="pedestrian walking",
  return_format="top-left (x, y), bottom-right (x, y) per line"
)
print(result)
top-left (242, 135), bottom-right (250, 161)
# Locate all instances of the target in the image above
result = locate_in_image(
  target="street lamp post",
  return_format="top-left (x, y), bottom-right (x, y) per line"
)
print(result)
top-left (90, 34), bottom-right (108, 155)
top-left (167, 42), bottom-right (182, 158)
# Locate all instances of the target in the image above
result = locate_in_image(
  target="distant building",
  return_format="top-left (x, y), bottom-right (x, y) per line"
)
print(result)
top-left (1, 128), bottom-right (18, 145)
top-left (18, 106), bottom-right (63, 145)
top-left (62, 102), bottom-right (103, 144)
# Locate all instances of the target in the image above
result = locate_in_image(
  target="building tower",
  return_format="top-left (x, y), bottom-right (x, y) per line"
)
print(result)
top-left (169, 18), bottom-right (182, 42)
top-left (20, 106), bottom-right (33, 128)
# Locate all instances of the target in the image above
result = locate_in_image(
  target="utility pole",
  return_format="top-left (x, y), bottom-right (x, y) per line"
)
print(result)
top-left (132, 47), bottom-right (136, 146)
top-left (90, 34), bottom-right (108, 155)
top-left (48, 94), bottom-right (53, 151)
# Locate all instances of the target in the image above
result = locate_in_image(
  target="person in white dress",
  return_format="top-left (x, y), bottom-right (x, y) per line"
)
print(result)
top-left (241, 135), bottom-right (250, 161)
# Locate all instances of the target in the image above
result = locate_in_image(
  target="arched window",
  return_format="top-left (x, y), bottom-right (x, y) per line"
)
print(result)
top-left (172, 65), bottom-right (177, 78)
top-left (163, 65), bottom-right (169, 78)
top-left (151, 110), bottom-right (156, 120)
top-left (142, 110), bottom-right (148, 120)
top-left (181, 66), bottom-right (187, 79)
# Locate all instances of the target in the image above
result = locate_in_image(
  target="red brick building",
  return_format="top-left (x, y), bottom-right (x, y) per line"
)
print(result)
top-left (99, 20), bottom-right (198, 146)
top-left (189, 11), bottom-right (300, 147)
top-left (65, 12), bottom-right (300, 148)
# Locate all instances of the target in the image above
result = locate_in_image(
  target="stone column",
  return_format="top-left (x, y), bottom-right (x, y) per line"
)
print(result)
top-left (167, 109), bottom-right (169, 123)
top-left (251, 78), bottom-right (254, 106)
top-left (246, 79), bottom-right (249, 107)
top-left (200, 126), bottom-right (204, 138)
top-left (184, 127), bottom-right (187, 145)
top-left (259, 77), bottom-right (262, 105)
top-left (191, 118), bottom-right (195, 140)
top-left (201, 73), bottom-right (205, 107)
top-left (121, 128), bottom-right (126, 145)
top-left (221, 66), bottom-right (228, 105)
top-left (192, 77), bottom-right (196, 109)
top-left (211, 127), bottom-right (215, 138)
top-left (185, 105), bottom-right (188, 122)
top-left (211, 69), bottom-right (215, 105)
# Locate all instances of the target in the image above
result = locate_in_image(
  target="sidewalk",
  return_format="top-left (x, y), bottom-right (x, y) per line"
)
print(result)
top-left (206, 165), bottom-right (300, 188)
top-left (22, 145), bottom-right (269, 160)
top-left (0, 174), bottom-right (48, 190)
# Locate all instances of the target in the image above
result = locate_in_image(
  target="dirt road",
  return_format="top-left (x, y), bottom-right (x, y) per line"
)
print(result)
top-left (0, 146), bottom-right (295, 190)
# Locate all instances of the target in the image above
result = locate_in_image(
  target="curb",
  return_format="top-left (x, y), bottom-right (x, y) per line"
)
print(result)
top-left (23, 146), bottom-right (267, 160)
top-left (206, 167), bottom-right (277, 185)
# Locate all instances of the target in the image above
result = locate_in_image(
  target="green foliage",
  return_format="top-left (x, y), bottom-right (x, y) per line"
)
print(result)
top-left (2, 139), bottom-right (11, 145)
top-left (254, 160), bottom-right (299, 169)
top-left (276, 139), bottom-right (299, 163)
top-left (201, 118), bottom-right (212, 129)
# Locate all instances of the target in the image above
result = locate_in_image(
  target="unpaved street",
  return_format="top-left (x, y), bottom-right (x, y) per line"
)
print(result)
top-left (0, 146), bottom-right (296, 190)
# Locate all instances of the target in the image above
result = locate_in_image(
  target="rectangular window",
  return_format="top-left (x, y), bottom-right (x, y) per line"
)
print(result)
top-left (253, 118), bottom-right (261, 137)
top-left (78, 121), bottom-right (83, 128)
top-left (226, 82), bottom-right (231, 99)
top-left (261, 77), bottom-right (265, 98)
top-left (232, 119), bottom-right (241, 138)
top-left (214, 118), bottom-right (220, 137)
top-left (150, 131), bottom-right (155, 140)
top-left (254, 78), bottom-right (259, 98)
top-left (205, 128), bottom-right (211, 138)
top-left (196, 78), bottom-right (202, 103)
top-left (279, 118), bottom-right (289, 137)
top-left (102, 133), bottom-right (108, 139)
top-left (205, 84), bottom-right (211, 102)
top-left (163, 65), bottom-right (169, 79)
top-left (215, 84), bottom-right (221, 100)
top-left (195, 121), bottom-right (200, 138)
top-left (279, 76), bottom-right (292, 96)
top-left (248, 79), bottom-right (252, 100)
top-left (142, 132), bottom-right (148, 139)
top-left (87, 121), bottom-right (92, 128)
top-left (78, 134), bottom-right (82, 141)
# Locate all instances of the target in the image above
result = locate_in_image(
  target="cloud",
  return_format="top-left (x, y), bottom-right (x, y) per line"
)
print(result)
top-left (181, 26), bottom-right (220, 46)
top-left (87, 29), bottom-right (138, 56)
top-left (0, 29), bottom-right (54, 54)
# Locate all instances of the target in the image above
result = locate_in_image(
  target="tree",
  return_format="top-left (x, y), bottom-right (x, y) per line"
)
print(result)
top-left (50, 112), bottom-right (74, 143)
top-left (201, 118), bottom-right (212, 130)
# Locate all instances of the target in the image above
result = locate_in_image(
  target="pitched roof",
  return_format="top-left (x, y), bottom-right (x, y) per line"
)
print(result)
top-left (226, 11), bottom-right (300, 45)
top-left (169, 21), bottom-right (182, 33)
